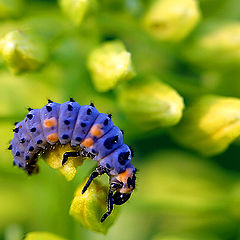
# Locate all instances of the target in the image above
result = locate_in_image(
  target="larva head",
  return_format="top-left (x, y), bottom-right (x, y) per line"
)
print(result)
top-left (111, 167), bottom-right (136, 205)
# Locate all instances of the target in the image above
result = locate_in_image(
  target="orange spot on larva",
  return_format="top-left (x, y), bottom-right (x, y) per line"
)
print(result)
top-left (90, 124), bottom-right (103, 138)
top-left (81, 138), bottom-right (94, 147)
top-left (44, 117), bottom-right (57, 128)
top-left (47, 133), bottom-right (58, 142)
top-left (118, 168), bottom-right (133, 183)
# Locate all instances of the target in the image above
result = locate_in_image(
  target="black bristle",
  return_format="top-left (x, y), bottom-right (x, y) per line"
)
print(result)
top-left (29, 146), bottom-right (34, 152)
top-left (8, 145), bottom-right (12, 150)
top-left (87, 108), bottom-right (92, 115)
top-left (13, 127), bottom-right (19, 133)
top-left (70, 98), bottom-right (75, 102)
top-left (14, 122), bottom-right (19, 125)
top-left (68, 104), bottom-right (73, 111)
top-left (108, 114), bottom-right (112, 119)
top-left (48, 99), bottom-right (53, 103)
top-left (81, 122), bottom-right (86, 127)
top-left (62, 134), bottom-right (69, 139)
top-left (129, 146), bottom-right (135, 157)
top-left (121, 129), bottom-right (124, 135)
top-left (27, 114), bottom-right (33, 120)
top-left (90, 102), bottom-right (95, 107)
top-left (46, 106), bottom-right (52, 112)
top-left (28, 108), bottom-right (33, 111)
top-left (30, 127), bottom-right (36, 132)
top-left (64, 120), bottom-right (70, 125)
top-left (104, 119), bottom-right (108, 126)
top-left (113, 136), bottom-right (118, 142)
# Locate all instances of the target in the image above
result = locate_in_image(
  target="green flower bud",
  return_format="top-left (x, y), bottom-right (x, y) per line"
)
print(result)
top-left (142, 0), bottom-right (201, 42)
top-left (69, 178), bottom-right (119, 234)
top-left (0, 30), bottom-right (48, 74)
top-left (24, 232), bottom-right (66, 240)
top-left (59, 0), bottom-right (89, 26)
top-left (87, 40), bottom-right (135, 92)
top-left (171, 95), bottom-right (240, 156)
top-left (184, 23), bottom-right (240, 69)
top-left (0, 0), bottom-right (24, 19)
top-left (43, 144), bottom-right (84, 181)
top-left (118, 78), bottom-right (184, 130)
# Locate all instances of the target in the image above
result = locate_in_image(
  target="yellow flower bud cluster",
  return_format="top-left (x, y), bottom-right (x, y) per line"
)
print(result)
top-left (0, 30), bottom-right (48, 74)
top-left (172, 95), bottom-right (240, 156)
top-left (143, 0), bottom-right (201, 42)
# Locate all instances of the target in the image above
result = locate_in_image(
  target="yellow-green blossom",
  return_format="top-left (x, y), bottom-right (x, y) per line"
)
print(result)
top-left (143, 0), bottom-right (201, 42)
top-left (24, 232), bottom-right (66, 240)
top-left (59, 0), bottom-right (89, 26)
top-left (87, 40), bottom-right (135, 92)
top-left (0, 0), bottom-right (24, 19)
top-left (69, 178), bottom-right (119, 234)
top-left (118, 78), bottom-right (184, 130)
top-left (43, 144), bottom-right (84, 181)
top-left (0, 30), bottom-right (48, 74)
top-left (171, 95), bottom-right (240, 156)
top-left (184, 23), bottom-right (240, 69)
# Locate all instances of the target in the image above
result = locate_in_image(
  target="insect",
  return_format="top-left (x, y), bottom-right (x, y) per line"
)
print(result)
top-left (9, 98), bottom-right (136, 222)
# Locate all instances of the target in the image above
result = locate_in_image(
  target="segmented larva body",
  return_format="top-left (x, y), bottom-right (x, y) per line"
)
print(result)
top-left (9, 99), bottom-right (136, 222)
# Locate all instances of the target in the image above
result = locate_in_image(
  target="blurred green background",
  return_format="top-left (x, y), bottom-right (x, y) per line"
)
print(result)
top-left (2, 0), bottom-right (240, 239)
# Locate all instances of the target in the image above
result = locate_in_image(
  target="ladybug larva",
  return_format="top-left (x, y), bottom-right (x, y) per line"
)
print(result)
top-left (9, 98), bottom-right (136, 222)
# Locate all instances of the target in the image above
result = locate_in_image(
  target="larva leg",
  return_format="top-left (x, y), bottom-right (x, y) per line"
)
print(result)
top-left (101, 189), bottom-right (114, 222)
top-left (82, 170), bottom-right (99, 194)
top-left (82, 166), bottom-right (108, 194)
top-left (62, 151), bottom-right (80, 166)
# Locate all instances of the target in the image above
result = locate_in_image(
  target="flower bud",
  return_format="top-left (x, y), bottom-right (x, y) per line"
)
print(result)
top-left (0, 0), bottom-right (24, 19)
top-left (69, 178), bottom-right (119, 234)
top-left (24, 232), bottom-right (66, 240)
top-left (43, 144), bottom-right (84, 181)
top-left (171, 95), bottom-right (240, 156)
top-left (0, 30), bottom-right (48, 74)
top-left (87, 40), bottom-right (135, 92)
top-left (118, 78), bottom-right (184, 130)
top-left (142, 0), bottom-right (201, 42)
top-left (59, 0), bottom-right (89, 26)
top-left (184, 23), bottom-right (240, 69)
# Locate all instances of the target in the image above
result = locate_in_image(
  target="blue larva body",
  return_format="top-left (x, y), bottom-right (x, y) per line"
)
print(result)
top-left (9, 99), bottom-right (136, 222)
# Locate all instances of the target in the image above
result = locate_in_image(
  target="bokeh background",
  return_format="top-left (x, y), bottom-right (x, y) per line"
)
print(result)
top-left (2, 0), bottom-right (240, 239)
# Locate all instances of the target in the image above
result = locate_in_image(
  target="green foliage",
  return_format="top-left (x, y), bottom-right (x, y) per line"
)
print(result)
top-left (0, 0), bottom-right (24, 19)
